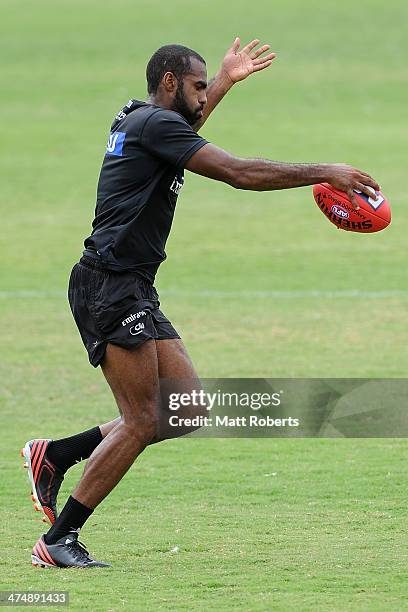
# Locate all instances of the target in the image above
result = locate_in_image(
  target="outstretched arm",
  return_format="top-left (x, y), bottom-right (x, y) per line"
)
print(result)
top-left (193, 37), bottom-right (276, 131)
top-left (186, 143), bottom-right (380, 208)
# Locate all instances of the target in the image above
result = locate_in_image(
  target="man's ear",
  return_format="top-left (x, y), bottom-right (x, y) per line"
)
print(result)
top-left (162, 71), bottom-right (178, 93)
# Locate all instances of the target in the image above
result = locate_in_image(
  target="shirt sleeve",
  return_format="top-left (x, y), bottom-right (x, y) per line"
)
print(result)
top-left (140, 109), bottom-right (208, 168)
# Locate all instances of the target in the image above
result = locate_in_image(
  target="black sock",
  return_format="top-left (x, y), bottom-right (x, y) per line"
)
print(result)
top-left (46, 426), bottom-right (103, 473)
top-left (44, 496), bottom-right (93, 545)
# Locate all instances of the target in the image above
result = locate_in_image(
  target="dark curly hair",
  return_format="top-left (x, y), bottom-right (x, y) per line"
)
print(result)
top-left (146, 44), bottom-right (206, 95)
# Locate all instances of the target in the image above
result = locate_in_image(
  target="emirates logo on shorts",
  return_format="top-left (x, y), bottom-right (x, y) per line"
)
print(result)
top-left (122, 311), bottom-right (147, 326)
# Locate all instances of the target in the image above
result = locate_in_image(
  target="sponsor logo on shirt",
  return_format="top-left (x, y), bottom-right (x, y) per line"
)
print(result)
top-left (170, 175), bottom-right (184, 195)
top-left (106, 131), bottom-right (126, 156)
top-left (115, 99), bottom-right (134, 121)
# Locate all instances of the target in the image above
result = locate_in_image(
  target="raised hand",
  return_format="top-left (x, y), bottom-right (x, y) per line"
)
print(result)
top-left (220, 37), bottom-right (276, 84)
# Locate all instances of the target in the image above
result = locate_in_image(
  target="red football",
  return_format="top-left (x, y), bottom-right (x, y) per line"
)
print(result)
top-left (313, 183), bottom-right (391, 233)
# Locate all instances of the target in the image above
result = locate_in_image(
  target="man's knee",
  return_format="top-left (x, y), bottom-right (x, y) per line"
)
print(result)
top-left (123, 401), bottom-right (159, 445)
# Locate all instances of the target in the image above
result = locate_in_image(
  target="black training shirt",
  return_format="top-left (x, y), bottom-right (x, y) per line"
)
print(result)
top-left (83, 99), bottom-right (208, 282)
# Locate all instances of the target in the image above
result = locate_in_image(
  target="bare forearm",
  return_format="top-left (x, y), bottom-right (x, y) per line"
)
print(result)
top-left (234, 159), bottom-right (333, 191)
top-left (186, 144), bottom-right (380, 202)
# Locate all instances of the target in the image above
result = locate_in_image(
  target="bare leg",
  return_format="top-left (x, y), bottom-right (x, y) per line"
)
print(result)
top-left (65, 339), bottom-right (203, 461)
top-left (154, 338), bottom-right (207, 441)
top-left (72, 340), bottom-right (159, 509)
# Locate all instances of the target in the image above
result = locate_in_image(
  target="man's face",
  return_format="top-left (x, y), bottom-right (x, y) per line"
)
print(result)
top-left (172, 57), bottom-right (208, 125)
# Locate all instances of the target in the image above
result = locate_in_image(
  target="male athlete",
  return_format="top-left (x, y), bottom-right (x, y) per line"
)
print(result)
top-left (22, 38), bottom-right (379, 567)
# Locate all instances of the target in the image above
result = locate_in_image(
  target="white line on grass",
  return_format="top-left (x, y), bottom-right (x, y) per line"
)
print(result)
top-left (1, 290), bottom-right (408, 299)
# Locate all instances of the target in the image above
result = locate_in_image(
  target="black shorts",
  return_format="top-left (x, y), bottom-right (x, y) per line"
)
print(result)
top-left (68, 256), bottom-right (180, 367)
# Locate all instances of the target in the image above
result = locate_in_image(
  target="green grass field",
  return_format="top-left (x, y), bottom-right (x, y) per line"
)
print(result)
top-left (1, 0), bottom-right (408, 609)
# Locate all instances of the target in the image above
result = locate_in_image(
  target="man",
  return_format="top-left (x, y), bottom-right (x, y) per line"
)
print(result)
top-left (22, 39), bottom-right (379, 568)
